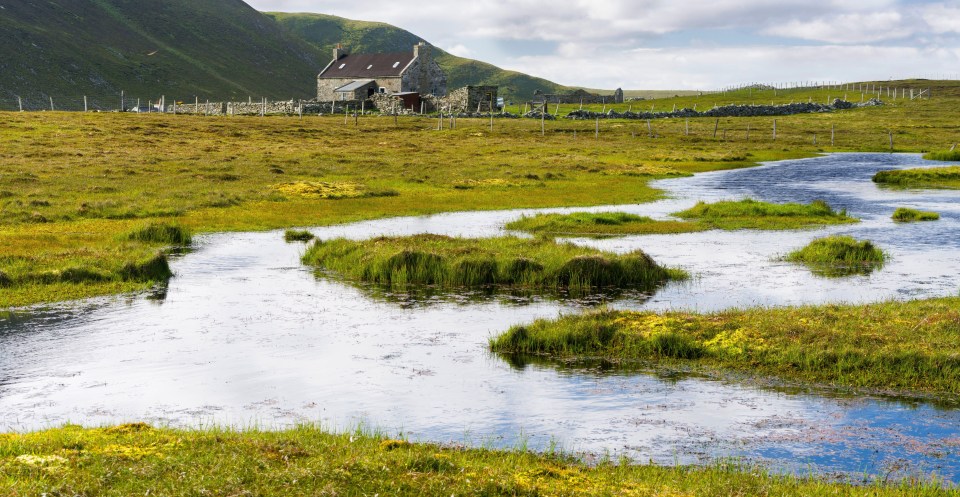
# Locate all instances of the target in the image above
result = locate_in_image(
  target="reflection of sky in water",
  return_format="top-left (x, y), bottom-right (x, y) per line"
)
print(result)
top-left (2, 153), bottom-right (960, 483)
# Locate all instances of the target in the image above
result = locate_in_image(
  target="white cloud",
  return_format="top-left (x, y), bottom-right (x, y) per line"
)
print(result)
top-left (763, 12), bottom-right (915, 43)
top-left (245, 0), bottom-right (960, 89)
top-left (921, 3), bottom-right (960, 34)
top-left (501, 44), bottom-right (960, 90)
top-left (445, 44), bottom-right (473, 57)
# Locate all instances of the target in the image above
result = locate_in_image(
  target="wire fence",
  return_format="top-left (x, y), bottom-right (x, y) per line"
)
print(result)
top-left (0, 94), bottom-right (315, 113)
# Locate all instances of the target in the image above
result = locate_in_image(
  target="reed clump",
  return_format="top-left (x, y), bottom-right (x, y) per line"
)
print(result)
top-left (491, 297), bottom-right (960, 397)
top-left (784, 235), bottom-right (886, 277)
top-left (506, 212), bottom-right (705, 236)
top-left (302, 234), bottom-right (684, 295)
top-left (923, 149), bottom-right (960, 161)
top-left (672, 198), bottom-right (856, 230)
top-left (892, 207), bottom-right (940, 222)
top-left (873, 166), bottom-right (960, 189)
top-left (127, 223), bottom-right (192, 246)
top-left (283, 229), bottom-right (315, 242)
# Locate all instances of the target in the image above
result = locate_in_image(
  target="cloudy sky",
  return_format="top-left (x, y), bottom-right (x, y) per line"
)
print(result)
top-left (247, 0), bottom-right (960, 90)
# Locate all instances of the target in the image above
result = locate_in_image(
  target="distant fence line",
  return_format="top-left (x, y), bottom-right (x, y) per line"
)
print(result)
top-left (0, 78), bottom-right (945, 114)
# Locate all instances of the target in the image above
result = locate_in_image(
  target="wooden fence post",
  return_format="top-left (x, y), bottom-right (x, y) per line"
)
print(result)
top-left (49, 96), bottom-right (54, 111)
top-left (18, 96), bottom-right (23, 112)
top-left (773, 119), bottom-right (777, 141)
top-left (713, 118), bottom-right (719, 139)
top-left (831, 124), bottom-right (835, 146)
top-left (84, 96), bottom-right (88, 112)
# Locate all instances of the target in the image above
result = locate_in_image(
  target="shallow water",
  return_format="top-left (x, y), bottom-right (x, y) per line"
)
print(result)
top-left (3, 153), bottom-right (960, 483)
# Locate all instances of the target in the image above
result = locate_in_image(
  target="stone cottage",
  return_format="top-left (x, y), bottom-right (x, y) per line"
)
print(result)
top-left (317, 43), bottom-right (447, 102)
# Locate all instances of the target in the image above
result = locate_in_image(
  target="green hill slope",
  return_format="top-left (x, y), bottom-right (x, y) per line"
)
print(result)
top-left (0, 0), bottom-right (326, 103)
top-left (266, 12), bottom-right (568, 100)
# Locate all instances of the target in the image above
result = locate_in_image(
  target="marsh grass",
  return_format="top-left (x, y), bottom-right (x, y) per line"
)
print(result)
top-left (302, 234), bottom-right (684, 296)
top-left (0, 424), bottom-right (947, 496)
top-left (491, 297), bottom-right (960, 397)
top-left (672, 198), bottom-right (857, 230)
top-left (127, 223), bottom-right (192, 246)
top-left (873, 166), bottom-right (960, 189)
top-left (923, 150), bottom-right (960, 161)
top-left (784, 235), bottom-right (886, 277)
top-left (3, 84), bottom-right (960, 308)
top-left (892, 207), bottom-right (940, 222)
top-left (505, 212), bottom-right (706, 236)
top-left (283, 229), bottom-right (315, 242)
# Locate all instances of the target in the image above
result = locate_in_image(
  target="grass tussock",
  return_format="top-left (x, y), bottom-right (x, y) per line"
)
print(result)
top-left (784, 235), bottom-right (886, 277)
top-left (126, 223), bottom-right (192, 246)
top-left (672, 198), bottom-right (857, 230)
top-left (302, 234), bottom-right (684, 296)
top-left (923, 149), bottom-right (960, 161)
top-left (506, 212), bottom-right (706, 236)
top-left (491, 297), bottom-right (960, 397)
top-left (892, 207), bottom-right (940, 222)
top-left (283, 229), bottom-right (315, 243)
top-left (0, 424), bottom-right (945, 496)
top-left (873, 166), bottom-right (960, 189)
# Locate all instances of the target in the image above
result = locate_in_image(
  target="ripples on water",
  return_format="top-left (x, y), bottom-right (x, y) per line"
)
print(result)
top-left (2, 153), bottom-right (960, 483)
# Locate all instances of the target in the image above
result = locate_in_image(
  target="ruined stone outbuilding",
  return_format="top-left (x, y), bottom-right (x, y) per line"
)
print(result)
top-left (317, 43), bottom-right (447, 102)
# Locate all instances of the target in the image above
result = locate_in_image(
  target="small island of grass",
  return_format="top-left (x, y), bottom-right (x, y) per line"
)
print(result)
top-left (672, 198), bottom-right (857, 230)
top-left (892, 207), bottom-right (940, 222)
top-left (302, 234), bottom-right (684, 296)
top-left (505, 212), bottom-right (705, 236)
top-left (283, 229), bottom-right (315, 242)
top-left (873, 166), bottom-right (960, 189)
top-left (783, 235), bottom-right (886, 277)
top-left (490, 297), bottom-right (960, 397)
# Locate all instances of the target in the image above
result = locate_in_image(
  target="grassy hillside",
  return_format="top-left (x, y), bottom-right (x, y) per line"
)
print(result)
top-left (266, 12), bottom-right (568, 100)
top-left (0, 0), bottom-right (326, 104)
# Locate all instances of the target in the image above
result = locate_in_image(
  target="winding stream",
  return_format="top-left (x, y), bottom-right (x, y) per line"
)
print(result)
top-left (3, 153), bottom-right (960, 482)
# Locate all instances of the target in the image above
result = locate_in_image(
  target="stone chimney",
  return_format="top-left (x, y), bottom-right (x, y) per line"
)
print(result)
top-left (413, 41), bottom-right (429, 60)
top-left (333, 43), bottom-right (348, 61)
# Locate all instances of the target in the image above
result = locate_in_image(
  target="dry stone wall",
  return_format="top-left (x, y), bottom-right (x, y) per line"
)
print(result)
top-left (564, 99), bottom-right (882, 120)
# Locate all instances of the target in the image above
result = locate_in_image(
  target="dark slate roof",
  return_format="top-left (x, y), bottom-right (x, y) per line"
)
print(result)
top-left (319, 53), bottom-right (414, 79)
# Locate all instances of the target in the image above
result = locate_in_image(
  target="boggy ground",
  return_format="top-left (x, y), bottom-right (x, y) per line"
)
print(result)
top-left (0, 424), bottom-right (953, 496)
top-left (3, 81), bottom-right (960, 307)
top-left (491, 297), bottom-right (960, 399)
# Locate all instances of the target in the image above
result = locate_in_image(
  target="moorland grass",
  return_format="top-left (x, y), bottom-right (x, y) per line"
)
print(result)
top-left (892, 207), bottom-right (940, 222)
top-left (302, 234), bottom-right (684, 295)
top-left (672, 198), bottom-right (857, 230)
top-left (923, 150), bottom-right (960, 161)
top-left (3, 82), bottom-right (960, 307)
top-left (873, 166), bottom-right (960, 189)
top-left (490, 297), bottom-right (960, 397)
top-left (505, 212), bottom-right (705, 236)
top-left (1, 424), bottom-right (948, 496)
top-left (283, 229), bottom-right (315, 242)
